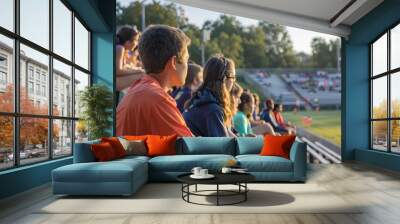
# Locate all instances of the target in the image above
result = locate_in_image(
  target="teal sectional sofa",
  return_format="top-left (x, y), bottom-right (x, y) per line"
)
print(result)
top-left (52, 136), bottom-right (307, 196)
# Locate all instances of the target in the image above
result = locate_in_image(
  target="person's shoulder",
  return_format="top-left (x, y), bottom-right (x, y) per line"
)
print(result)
top-left (205, 104), bottom-right (224, 117)
top-left (234, 111), bottom-right (246, 119)
top-left (116, 45), bottom-right (124, 53)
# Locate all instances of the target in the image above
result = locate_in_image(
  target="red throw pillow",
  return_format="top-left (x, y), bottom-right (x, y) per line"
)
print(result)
top-left (101, 137), bottom-right (126, 158)
top-left (260, 135), bottom-right (296, 159)
top-left (91, 142), bottom-right (117, 161)
top-left (123, 135), bottom-right (148, 141)
top-left (146, 135), bottom-right (178, 157)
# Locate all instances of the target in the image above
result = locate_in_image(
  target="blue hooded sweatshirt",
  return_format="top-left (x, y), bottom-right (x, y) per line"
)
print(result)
top-left (183, 88), bottom-right (228, 137)
top-left (173, 87), bottom-right (192, 113)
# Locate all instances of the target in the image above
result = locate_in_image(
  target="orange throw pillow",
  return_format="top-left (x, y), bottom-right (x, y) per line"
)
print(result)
top-left (91, 142), bottom-right (117, 161)
top-left (260, 135), bottom-right (296, 159)
top-left (146, 135), bottom-right (178, 157)
top-left (101, 137), bottom-right (126, 158)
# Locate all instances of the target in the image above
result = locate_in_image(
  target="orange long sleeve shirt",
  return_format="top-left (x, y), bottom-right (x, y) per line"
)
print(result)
top-left (116, 75), bottom-right (193, 137)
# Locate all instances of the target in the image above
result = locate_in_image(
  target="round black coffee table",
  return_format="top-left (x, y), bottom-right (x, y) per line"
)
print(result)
top-left (177, 173), bottom-right (255, 206)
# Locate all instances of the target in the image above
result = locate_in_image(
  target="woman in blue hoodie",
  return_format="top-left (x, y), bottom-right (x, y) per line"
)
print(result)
top-left (183, 55), bottom-right (236, 137)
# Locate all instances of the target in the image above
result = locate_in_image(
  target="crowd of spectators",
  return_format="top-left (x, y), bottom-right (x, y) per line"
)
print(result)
top-left (116, 25), bottom-right (295, 138)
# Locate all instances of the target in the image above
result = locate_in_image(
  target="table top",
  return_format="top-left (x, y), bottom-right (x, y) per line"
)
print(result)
top-left (177, 172), bottom-right (255, 185)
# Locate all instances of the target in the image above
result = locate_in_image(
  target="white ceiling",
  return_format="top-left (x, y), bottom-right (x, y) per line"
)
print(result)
top-left (172, 0), bottom-right (384, 37)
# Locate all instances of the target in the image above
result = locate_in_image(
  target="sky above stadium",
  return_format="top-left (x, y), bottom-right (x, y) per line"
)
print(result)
top-left (118, 0), bottom-right (340, 54)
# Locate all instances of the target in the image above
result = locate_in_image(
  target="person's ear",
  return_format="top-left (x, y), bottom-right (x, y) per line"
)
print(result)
top-left (167, 56), bottom-right (177, 71)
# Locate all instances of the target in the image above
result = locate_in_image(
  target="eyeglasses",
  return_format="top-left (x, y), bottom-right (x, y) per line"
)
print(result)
top-left (226, 75), bottom-right (236, 81)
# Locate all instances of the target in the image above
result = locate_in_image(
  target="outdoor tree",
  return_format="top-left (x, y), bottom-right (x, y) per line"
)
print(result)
top-left (115, 0), bottom-right (339, 69)
top-left (259, 22), bottom-right (299, 68)
top-left (117, 1), bottom-right (185, 30)
top-left (310, 37), bottom-right (340, 68)
top-left (181, 23), bottom-right (202, 64)
top-left (242, 26), bottom-right (268, 68)
top-left (0, 85), bottom-right (59, 150)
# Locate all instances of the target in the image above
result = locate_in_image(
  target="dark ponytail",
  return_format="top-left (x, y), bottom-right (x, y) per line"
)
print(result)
top-left (116, 26), bottom-right (139, 45)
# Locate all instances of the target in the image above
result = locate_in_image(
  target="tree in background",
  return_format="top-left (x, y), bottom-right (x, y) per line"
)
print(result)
top-left (259, 22), bottom-right (299, 68)
top-left (180, 23), bottom-right (202, 64)
top-left (310, 37), bottom-right (340, 68)
top-left (242, 26), bottom-right (268, 68)
top-left (0, 85), bottom-right (58, 150)
top-left (116, 0), bottom-right (339, 69)
top-left (117, 1), bottom-right (185, 29)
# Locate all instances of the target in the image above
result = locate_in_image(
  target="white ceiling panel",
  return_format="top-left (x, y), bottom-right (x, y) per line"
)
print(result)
top-left (172, 0), bottom-right (384, 38)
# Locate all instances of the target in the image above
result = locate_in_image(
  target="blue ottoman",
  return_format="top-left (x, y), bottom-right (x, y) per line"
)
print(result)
top-left (52, 156), bottom-right (148, 196)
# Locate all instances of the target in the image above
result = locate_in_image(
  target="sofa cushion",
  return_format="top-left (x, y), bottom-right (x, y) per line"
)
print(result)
top-left (91, 142), bottom-right (118, 161)
top-left (260, 135), bottom-right (296, 159)
top-left (147, 135), bottom-right (178, 157)
top-left (236, 136), bottom-right (264, 155)
top-left (101, 137), bottom-right (127, 158)
top-left (177, 137), bottom-right (236, 155)
top-left (118, 138), bottom-right (147, 156)
top-left (149, 154), bottom-right (235, 172)
top-left (236, 155), bottom-right (293, 172)
top-left (53, 158), bottom-right (147, 183)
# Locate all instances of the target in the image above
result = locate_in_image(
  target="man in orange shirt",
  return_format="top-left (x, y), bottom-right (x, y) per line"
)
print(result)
top-left (117, 25), bottom-right (193, 137)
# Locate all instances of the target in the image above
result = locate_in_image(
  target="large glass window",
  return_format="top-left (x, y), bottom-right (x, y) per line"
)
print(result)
top-left (370, 24), bottom-right (400, 153)
top-left (0, 1), bottom-right (91, 170)
top-left (53, 0), bottom-right (72, 60)
top-left (20, 0), bottom-right (49, 49)
top-left (74, 18), bottom-right (90, 70)
top-left (391, 24), bottom-right (400, 70)
top-left (20, 44), bottom-right (49, 115)
top-left (0, 116), bottom-right (13, 169)
top-left (19, 117), bottom-right (49, 165)
top-left (53, 59), bottom-right (72, 117)
top-left (53, 119), bottom-right (72, 158)
top-left (0, 0), bottom-right (14, 32)
top-left (0, 35), bottom-right (14, 113)
top-left (74, 69), bottom-right (89, 118)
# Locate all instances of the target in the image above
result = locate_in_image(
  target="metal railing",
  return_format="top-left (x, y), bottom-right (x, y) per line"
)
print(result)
top-left (301, 137), bottom-right (341, 164)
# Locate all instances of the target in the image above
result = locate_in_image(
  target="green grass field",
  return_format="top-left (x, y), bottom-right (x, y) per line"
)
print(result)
top-left (282, 110), bottom-right (341, 146)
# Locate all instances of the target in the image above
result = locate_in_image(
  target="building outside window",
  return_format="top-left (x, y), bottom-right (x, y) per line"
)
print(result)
top-left (0, 0), bottom-right (91, 170)
top-left (28, 81), bottom-right (34, 94)
top-left (28, 66), bottom-right (34, 80)
top-left (42, 85), bottom-right (46, 97)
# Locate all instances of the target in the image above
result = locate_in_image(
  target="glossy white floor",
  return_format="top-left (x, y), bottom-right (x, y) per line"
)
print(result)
top-left (1, 163), bottom-right (400, 224)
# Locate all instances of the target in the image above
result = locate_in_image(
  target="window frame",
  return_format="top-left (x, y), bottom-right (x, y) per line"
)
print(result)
top-left (0, 0), bottom-right (92, 171)
top-left (370, 21), bottom-right (400, 154)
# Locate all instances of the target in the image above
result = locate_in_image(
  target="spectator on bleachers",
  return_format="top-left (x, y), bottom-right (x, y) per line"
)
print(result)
top-left (172, 63), bottom-right (203, 113)
top-left (273, 103), bottom-right (296, 134)
top-left (260, 98), bottom-right (292, 135)
top-left (116, 26), bottom-right (145, 92)
top-left (183, 55), bottom-right (235, 137)
top-left (230, 83), bottom-right (243, 116)
top-left (229, 83), bottom-right (243, 136)
top-left (233, 92), bottom-right (255, 136)
top-left (233, 92), bottom-right (276, 136)
top-left (117, 25), bottom-right (193, 137)
top-left (252, 93), bottom-right (261, 121)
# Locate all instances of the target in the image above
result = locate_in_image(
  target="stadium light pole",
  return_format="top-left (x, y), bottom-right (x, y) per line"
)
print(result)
top-left (337, 39), bottom-right (341, 73)
top-left (141, 0), bottom-right (148, 31)
top-left (201, 29), bottom-right (211, 66)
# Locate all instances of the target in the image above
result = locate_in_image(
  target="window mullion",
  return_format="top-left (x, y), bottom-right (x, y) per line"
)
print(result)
top-left (49, 0), bottom-right (54, 160)
top-left (13, 0), bottom-right (20, 167)
top-left (71, 10), bottom-right (76, 154)
top-left (387, 30), bottom-right (391, 152)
